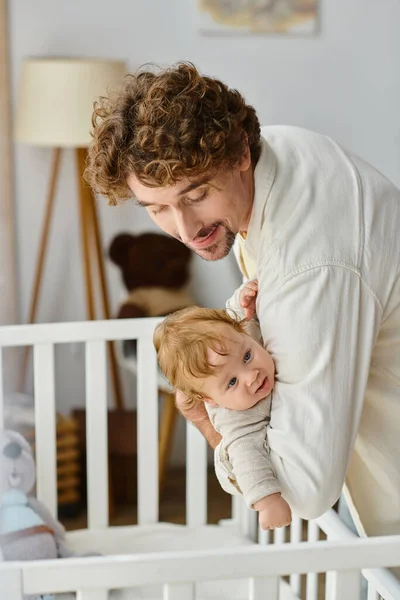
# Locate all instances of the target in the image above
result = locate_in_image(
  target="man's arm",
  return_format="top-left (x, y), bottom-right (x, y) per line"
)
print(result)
top-left (175, 390), bottom-right (221, 449)
top-left (257, 264), bottom-right (381, 519)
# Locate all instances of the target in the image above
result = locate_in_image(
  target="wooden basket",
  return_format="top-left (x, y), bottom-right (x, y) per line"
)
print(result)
top-left (20, 414), bottom-right (82, 510)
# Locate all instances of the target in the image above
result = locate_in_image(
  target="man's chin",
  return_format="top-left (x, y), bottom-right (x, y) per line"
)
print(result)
top-left (192, 242), bottom-right (232, 261)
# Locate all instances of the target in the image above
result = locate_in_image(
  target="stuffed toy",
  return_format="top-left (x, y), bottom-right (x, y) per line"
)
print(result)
top-left (0, 430), bottom-right (95, 600)
top-left (109, 231), bottom-right (194, 321)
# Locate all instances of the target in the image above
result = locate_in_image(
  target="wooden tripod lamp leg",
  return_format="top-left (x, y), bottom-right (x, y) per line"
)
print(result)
top-left (19, 147), bottom-right (62, 392)
top-left (76, 149), bottom-right (95, 321)
top-left (76, 148), bottom-right (124, 411)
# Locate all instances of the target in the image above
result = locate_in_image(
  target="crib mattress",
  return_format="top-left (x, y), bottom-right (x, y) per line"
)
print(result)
top-left (50, 523), bottom-right (297, 599)
top-left (66, 521), bottom-right (253, 555)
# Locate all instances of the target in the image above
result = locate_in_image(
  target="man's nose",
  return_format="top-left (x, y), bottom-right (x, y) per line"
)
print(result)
top-left (175, 209), bottom-right (201, 244)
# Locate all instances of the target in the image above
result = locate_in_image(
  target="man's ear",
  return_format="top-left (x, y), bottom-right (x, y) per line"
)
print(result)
top-left (238, 136), bottom-right (251, 172)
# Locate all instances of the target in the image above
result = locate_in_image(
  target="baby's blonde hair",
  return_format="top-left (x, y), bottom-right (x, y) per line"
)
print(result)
top-left (153, 306), bottom-right (246, 405)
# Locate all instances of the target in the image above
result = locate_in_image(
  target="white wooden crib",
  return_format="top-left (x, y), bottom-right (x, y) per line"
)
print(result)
top-left (0, 318), bottom-right (399, 600)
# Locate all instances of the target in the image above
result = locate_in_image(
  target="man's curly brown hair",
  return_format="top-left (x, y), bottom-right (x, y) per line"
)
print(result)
top-left (85, 62), bottom-right (261, 206)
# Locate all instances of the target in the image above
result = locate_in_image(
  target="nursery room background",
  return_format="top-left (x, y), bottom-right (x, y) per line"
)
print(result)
top-left (1, 0), bottom-right (400, 528)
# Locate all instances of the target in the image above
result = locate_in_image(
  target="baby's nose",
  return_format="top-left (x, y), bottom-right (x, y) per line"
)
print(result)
top-left (247, 369), bottom-right (259, 387)
top-left (3, 441), bottom-right (22, 459)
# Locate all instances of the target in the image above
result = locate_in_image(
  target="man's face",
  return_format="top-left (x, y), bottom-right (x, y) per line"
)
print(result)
top-left (126, 151), bottom-right (253, 261)
top-left (199, 325), bottom-right (275, 411)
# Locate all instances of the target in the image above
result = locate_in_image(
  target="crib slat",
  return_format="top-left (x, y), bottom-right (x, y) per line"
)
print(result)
top-left (290, 517), bottom-right (303, 596)
top-left (258, 525), bottom-right (271, 545)
top-left (77, 590), bottom-right (108, 600)
top-left (34, 343), bottom-right (57, 517)
top-left (0, 346), bottom-right (4, 428)
top-left (306, 520), bottom-right (320, 600)
top-left (186, 422), bottom-right (207, 526)
top-left (326, 569), bottom-right (361, 600)
top-left (242, 503), bottom-right (258, 542)
top-left (163, 582), bottom-right (195, 599)
top-left (249, 576), bottom-right (279, 600)
top-left (274, 525), bottom-right (286, 544)
top-left (367, 586), bottom-right (379, 600)
top-left (231, 494), bottom-right (242, 526)
top-left (86, 340), bottom-right (109, 529)
top-left (0, 566), bottom-right (24, 600)
top-left (137, 336), bottom-right (159, 524)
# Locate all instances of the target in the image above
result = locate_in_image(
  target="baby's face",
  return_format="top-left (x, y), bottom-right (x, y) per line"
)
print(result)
top-left (199, 324), bottom-right (275, 411)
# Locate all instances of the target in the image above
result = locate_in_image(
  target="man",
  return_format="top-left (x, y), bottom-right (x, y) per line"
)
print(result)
top-left (86, 62), bottom-right (400, 539)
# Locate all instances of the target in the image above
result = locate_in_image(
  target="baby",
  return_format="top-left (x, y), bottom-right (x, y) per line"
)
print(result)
top-left (153, 282), bottom-right (292, 530)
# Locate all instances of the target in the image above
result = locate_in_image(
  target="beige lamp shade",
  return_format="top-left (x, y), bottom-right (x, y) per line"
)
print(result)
top-left (14, 57), bottom-right (127, 148)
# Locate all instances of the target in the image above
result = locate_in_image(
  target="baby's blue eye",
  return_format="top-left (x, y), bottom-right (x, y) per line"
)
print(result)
top-left (228, 377), bottom-right (237, 388)
top-left (244, 350), bottom-right (251, 363)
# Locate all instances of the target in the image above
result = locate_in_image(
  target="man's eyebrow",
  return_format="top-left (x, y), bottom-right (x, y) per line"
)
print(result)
top-left (133, 175), bottom-right (212, 207)
top-left (178, 176), bottom-right (212, 196)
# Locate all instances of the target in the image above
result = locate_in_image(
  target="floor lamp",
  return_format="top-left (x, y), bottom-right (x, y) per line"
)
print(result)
top-left (14, 57), bottom-right (127, 410)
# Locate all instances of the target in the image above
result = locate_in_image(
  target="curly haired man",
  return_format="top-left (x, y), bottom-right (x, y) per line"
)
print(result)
top-left (86, 62), bottom-right (400, 544)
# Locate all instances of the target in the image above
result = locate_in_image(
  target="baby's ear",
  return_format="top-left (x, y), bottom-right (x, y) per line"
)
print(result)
top-left (203, 396), bottom-right (218, 407)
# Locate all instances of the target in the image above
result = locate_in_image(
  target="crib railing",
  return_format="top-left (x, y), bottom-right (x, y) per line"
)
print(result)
top-left (1, 531), bottom-right (400, 600)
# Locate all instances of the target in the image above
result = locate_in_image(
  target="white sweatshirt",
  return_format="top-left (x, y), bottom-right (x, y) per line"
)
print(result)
top-left (226, 126), bottom-right (400, 537)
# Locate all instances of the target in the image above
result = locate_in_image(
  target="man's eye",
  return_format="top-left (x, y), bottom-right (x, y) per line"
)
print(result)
top-left (189, 190), bottom-right (208, 203)
top-left (228, 377), bottom-right (237, 388)
top-left (152, 205), bottom-right (167, 215)
top-left (244, 350), bottom-right (251, 363)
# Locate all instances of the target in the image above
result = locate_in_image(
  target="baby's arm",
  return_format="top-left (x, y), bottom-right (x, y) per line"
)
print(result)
top-left (226, 281), bottom-right (263, 344)
top-left (209, 402), bottom-right (291, 530)
top-left (225, 428), bottom-right (291, 530)
top-left (226, 279), bottom-right (258, 322)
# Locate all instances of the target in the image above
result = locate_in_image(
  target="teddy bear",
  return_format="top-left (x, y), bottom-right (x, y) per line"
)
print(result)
top-left (0, 430), bottom-right (95, 600)
top-left (109, 231), bottom-right (194, 321)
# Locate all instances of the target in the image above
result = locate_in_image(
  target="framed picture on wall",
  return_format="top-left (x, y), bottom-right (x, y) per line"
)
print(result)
top-left (196, 0), bottom-right (319, 35)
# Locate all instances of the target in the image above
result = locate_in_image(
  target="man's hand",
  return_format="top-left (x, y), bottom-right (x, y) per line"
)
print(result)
top-left (240, 279), bottom-right (258, 320)
top-left (175, 390), bottom-right (222, 450)
top-left (254, 493), bottom-right (292, 530)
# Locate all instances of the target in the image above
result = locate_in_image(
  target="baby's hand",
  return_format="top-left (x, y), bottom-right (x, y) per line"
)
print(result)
top-left (254, 493), bottom-right (292, 531)
top-left (240, 279), bottom-right (258, 320)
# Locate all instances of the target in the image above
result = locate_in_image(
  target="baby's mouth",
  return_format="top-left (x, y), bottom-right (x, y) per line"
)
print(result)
top-left (256, 376), bottom-right (269, 393)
